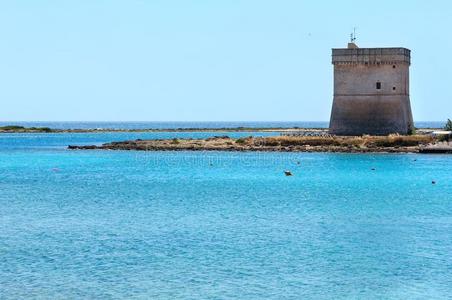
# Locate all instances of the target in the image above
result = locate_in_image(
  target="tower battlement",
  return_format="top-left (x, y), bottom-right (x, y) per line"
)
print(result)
top-left (332, 47), bottom-right (410, 65)
top-left (329, 45), bottom-right (414, 136)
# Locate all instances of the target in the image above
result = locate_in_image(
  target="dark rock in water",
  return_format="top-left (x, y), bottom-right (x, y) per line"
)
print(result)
top-left (68, 145), bottom-right (97, 150)
top-left (432, 180), bottom-right (436, 185)
top-left (420, 143), bottom-right (452, 153)
top-left (284, 170), bottom-right (293, 176)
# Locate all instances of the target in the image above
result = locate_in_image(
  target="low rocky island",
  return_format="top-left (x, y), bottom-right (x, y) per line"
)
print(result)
top-left (68, 135), bottom-right (444, 153)
top-left (0, 125), bottom-right (53, 133)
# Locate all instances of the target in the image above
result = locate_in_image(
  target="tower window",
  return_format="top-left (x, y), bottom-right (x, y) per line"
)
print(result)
top-left (376, 82), bottom-right (381, 90)
top-left (393, 86), bottom-right (396, 91)
top-left (393, 65), bottom-right (396, 68)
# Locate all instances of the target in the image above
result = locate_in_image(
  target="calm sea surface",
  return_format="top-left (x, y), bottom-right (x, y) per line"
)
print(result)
top-left (0, 123), bottom-right (451, 299)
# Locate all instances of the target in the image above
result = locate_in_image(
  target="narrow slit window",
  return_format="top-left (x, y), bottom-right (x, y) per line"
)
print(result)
top-left (393, 86), bottom-right (396, 91)
top-left (376, 82), bottom-right (381, 90)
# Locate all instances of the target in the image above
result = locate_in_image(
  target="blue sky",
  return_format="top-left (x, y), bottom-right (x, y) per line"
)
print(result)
top-left (0, 0), bottom-right (451, 121)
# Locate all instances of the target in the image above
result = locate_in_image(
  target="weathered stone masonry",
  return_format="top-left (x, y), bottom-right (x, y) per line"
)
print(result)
top-left (329, 44), bottom-right (414, 135)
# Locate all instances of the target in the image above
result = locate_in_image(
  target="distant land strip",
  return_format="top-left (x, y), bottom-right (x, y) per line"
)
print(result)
top-left (0, 125), bottom-right (442, 134)
top-left (0, 125), bottom-right (327, 133)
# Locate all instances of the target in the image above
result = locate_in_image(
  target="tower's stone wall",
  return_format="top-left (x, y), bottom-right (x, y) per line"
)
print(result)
top-left (329, 47), bottom-right (414, 135)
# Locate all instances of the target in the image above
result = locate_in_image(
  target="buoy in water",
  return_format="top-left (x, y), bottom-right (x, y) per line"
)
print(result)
top-left (284, 170), bottom-right (293, 176)
top-left (432, 180), bottom-right (436, 185)
top-left (371, 168), bottom-right (376, 171)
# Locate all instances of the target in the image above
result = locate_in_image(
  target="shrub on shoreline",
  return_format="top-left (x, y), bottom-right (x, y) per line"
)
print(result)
top-left (444, 119), bottom-right (452, 131)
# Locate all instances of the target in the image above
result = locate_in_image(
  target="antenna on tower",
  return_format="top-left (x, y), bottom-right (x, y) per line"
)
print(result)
top-left (350, 27), bottom-right (357, 43)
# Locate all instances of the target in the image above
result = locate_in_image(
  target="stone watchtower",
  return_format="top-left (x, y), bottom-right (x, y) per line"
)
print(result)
top-left (329, 43), bottom-right (414, 135)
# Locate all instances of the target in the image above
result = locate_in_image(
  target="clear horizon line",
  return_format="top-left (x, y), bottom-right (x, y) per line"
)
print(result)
top-left (0, 120), bottom-right (445, 123)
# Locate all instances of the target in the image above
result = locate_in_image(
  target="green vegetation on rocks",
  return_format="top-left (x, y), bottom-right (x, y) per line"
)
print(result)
top-left (235, 138), bottom-right (247, 144)
top-left (444, 119), bottom-right (452, 131)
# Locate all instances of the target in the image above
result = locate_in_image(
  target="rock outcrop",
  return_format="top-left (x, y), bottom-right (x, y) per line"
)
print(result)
top-left (68, 135), bottom-right (435, 153)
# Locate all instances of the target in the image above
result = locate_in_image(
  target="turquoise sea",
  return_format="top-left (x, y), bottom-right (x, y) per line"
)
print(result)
top-left (1, 122), bottom-right (451, 299)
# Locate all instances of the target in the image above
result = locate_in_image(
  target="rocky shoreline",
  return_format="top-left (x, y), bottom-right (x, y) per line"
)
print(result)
top-left (68, 135), bottom-right (438, 153)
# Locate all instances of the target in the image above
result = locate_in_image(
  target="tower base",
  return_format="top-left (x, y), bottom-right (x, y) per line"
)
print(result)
top-left (329, 95), bottom-right (414, 136)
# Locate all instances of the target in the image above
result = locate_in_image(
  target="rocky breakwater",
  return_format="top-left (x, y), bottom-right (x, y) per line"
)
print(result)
top-left (68, 135), bottom-right (435, 153)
